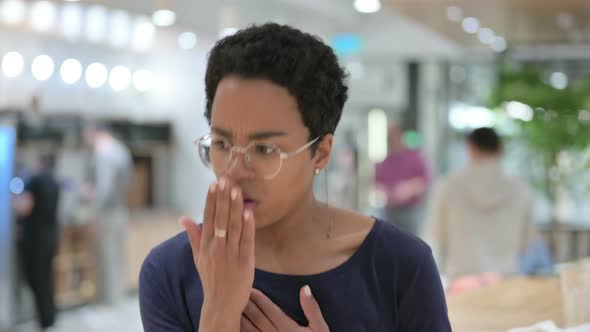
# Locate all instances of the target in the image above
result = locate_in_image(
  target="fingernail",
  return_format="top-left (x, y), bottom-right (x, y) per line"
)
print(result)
top-left (231, 188), bottom-right (238, 200)
top-left (303, 285), bottom-right (312, 297)
top-left (209, 182), bottom-right (217, 193)
top-left (219, 178), bottom-right (226, 191)
top-left (244, 210), bottom-right (251, 220)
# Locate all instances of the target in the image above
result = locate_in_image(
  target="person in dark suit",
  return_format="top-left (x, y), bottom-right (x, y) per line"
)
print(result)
top-left (14, 152), bottom-right (60, 330)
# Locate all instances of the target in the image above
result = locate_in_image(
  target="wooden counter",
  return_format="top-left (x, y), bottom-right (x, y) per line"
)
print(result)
top-left (54, 210), bottom-right (183, 308)
top-left (447, 278), bottom-right (564, 332)
top-left (126, 211), bottom-right (184, 289)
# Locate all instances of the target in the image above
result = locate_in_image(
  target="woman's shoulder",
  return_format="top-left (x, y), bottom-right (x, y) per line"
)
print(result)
top-left (333, 208), bottom-right (433, 268)
top-left (373, 220), bottom-right (433, 263)
top-left (367, 220), bottom-right (439, 294)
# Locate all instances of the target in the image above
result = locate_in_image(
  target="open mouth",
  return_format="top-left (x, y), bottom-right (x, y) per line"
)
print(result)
top-left (243, 198), bottom-right (257, 210)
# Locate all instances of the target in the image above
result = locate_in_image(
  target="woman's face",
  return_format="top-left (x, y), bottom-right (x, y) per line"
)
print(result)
top-left (210, 76), bottom-right (323, 229)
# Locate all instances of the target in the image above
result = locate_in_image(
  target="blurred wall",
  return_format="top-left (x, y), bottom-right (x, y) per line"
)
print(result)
top-left (1, 28), bottom-right (215, 219)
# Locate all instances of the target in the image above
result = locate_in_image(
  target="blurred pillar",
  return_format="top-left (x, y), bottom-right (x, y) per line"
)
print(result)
top-left (404, 62), bottom-right (419, 131)
top-left (0, 122), bottom-right (16, 329)
top-left (418, 61), bottom-right (450, 178)
top-left (218, 4), bottom-right (239, 37)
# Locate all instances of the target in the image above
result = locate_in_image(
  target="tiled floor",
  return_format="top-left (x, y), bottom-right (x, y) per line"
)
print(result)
top-left (6, 296), bottom-right (143, 332)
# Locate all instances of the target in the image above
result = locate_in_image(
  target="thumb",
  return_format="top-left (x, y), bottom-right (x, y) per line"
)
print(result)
top-left (300, 285), bottom-right (329, 331)
top-left (179, 216), bottom-right (202, 262)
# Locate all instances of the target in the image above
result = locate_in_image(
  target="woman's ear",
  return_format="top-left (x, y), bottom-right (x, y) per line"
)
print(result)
top-left (314, 134), bottom-right (333, 173)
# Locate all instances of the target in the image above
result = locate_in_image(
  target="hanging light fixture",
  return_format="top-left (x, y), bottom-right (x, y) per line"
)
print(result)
top-left (1, 0), bottom-right (27, 25)
top-left (178, 32), bottom-right (197, 50)
top-left (218, 4), bottom-right (239, 38)
top-left (354, 0), bottom-right (381, 14)
top-left (152, 0), bottom-right (176, 27)
top-left (132, 16), bottom-right (155, 51)
top-left (30, 0), bottom-right (56, 32)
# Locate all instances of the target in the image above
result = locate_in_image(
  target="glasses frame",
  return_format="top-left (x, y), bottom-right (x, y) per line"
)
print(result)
top-left (194, 134), bottom-right (320, 180)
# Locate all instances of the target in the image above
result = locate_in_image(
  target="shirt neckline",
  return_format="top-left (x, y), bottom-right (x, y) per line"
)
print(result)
top-left (254, 218), bottom-right (382, 281)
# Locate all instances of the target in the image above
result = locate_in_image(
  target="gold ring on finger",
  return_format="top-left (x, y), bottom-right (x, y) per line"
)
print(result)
top-left (214, 228), bottom-right (227, 238)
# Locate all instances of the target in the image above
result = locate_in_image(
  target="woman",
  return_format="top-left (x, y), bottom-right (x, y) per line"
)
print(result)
top-left (139, 23), bottom-right (451, 331)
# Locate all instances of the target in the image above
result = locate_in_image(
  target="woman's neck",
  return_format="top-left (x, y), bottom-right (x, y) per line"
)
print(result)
top-left (254, 194), bottom-right (329, 271)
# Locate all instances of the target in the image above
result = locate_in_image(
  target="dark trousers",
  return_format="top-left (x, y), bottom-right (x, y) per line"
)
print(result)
top-left (18, 235), bottom-right (58, 329)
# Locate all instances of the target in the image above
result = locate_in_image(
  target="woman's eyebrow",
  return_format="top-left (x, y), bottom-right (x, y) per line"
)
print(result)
top-left (248, 131), bottom-right (288, 140)
top-left (211, 126), bottom-right (232, 138)
top-left (211, 127), bottom-right (288, 140)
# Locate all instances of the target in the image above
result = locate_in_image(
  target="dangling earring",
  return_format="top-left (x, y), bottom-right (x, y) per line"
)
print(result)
top-left (324, 169), bottom-right (333, 239)
top-left (313, 167), bottom-right (332, 238)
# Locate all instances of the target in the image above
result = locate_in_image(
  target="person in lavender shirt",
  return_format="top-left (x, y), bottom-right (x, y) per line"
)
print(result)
top-left (139, 23), bottom-right (451, 332)
top-left (374, 124), bottom-right (430, 236)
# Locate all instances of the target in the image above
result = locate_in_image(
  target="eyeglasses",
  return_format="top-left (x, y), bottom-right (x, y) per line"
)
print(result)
top-left (195, 134), bottom-right (320, 180)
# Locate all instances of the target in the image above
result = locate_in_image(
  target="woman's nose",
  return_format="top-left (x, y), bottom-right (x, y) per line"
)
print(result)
top-left (225, 151), bottom-right (255, 180)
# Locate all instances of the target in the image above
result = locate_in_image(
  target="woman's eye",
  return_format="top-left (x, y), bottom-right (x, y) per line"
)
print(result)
top-left (255, 144), bottom-right (275, 155)
top-left (212, 140), bottom-right (230, 150)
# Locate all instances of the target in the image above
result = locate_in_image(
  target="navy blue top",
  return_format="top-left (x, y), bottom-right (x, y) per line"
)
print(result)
top-left (139, 219), bottom-right (452, 331)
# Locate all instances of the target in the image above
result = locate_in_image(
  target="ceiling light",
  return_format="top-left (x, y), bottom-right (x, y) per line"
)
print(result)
top-left (31, 54), bottom-right (54, 81)
top-left (491, 36), bottom-right (507, 52)
top-left (462, 17), bottom-right (479, 34)
top-left (60, 2), bottom-right (82, 40)
top-left (85, 62), bottom-right (107, 88)
top-left (86, 5), bottom-right (107, 43)
top-left (60, 58), bottom-right (82, 84)
top-left (219, 27), bottom-right (238, 38)
top-left (152, 9), bottom-right (175, 27)
top-left (550, 72), bottom-right (568, 90)
top-left (478, 28), bottom-right (495, 44)
top-left (354, 0), bottom-right (381, 14)
top-left (109, 10), bottom-right (131, 48)
top-left (2, 52), bottom-right (24, 78)
top-left (132, 16), bottom-right (155, 51)
top-left (178, 32), bottom-right (197, 50)
top-left (1, 0), bottom-right (26, 25)
top-left (109, 66), bottom-right (131, 91)
top-left (30, 1), bottom-right (56, 32)
top-left (446, 6), bottom-right (462, 22)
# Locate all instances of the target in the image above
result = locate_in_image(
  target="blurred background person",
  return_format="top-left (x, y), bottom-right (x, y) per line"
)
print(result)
top-left (428, 127), bottom-right (537, 288)
top-left (374, 123), bottom-right (430, 236)
top-left (83, 122), bottom-right (133, 306)
top-left (14, 151), bottom-right (61, 331)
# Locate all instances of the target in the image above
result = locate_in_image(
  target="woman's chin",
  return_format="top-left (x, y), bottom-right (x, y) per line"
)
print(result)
top-left (252, 212), bottom-right (277, 230)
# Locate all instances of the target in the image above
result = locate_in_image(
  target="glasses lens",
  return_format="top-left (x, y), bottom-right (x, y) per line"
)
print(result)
top-left (198, 137), bottom-right (283, 178)
top-left (246, 143), bottom-right (281, 178)
top-left (197, 136), bottom-right (212, 167)
top-left (198, 136), bottom-right (232, 172)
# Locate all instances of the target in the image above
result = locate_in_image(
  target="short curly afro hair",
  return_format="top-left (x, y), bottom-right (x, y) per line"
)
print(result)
top-left (204, 23), bottom-right (348, 144)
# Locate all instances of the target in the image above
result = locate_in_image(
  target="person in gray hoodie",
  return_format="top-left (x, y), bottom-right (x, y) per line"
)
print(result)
top-left (428, 127), bottom-right (537, 282)
top-left (84, 122), bottom-right (133, 306)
